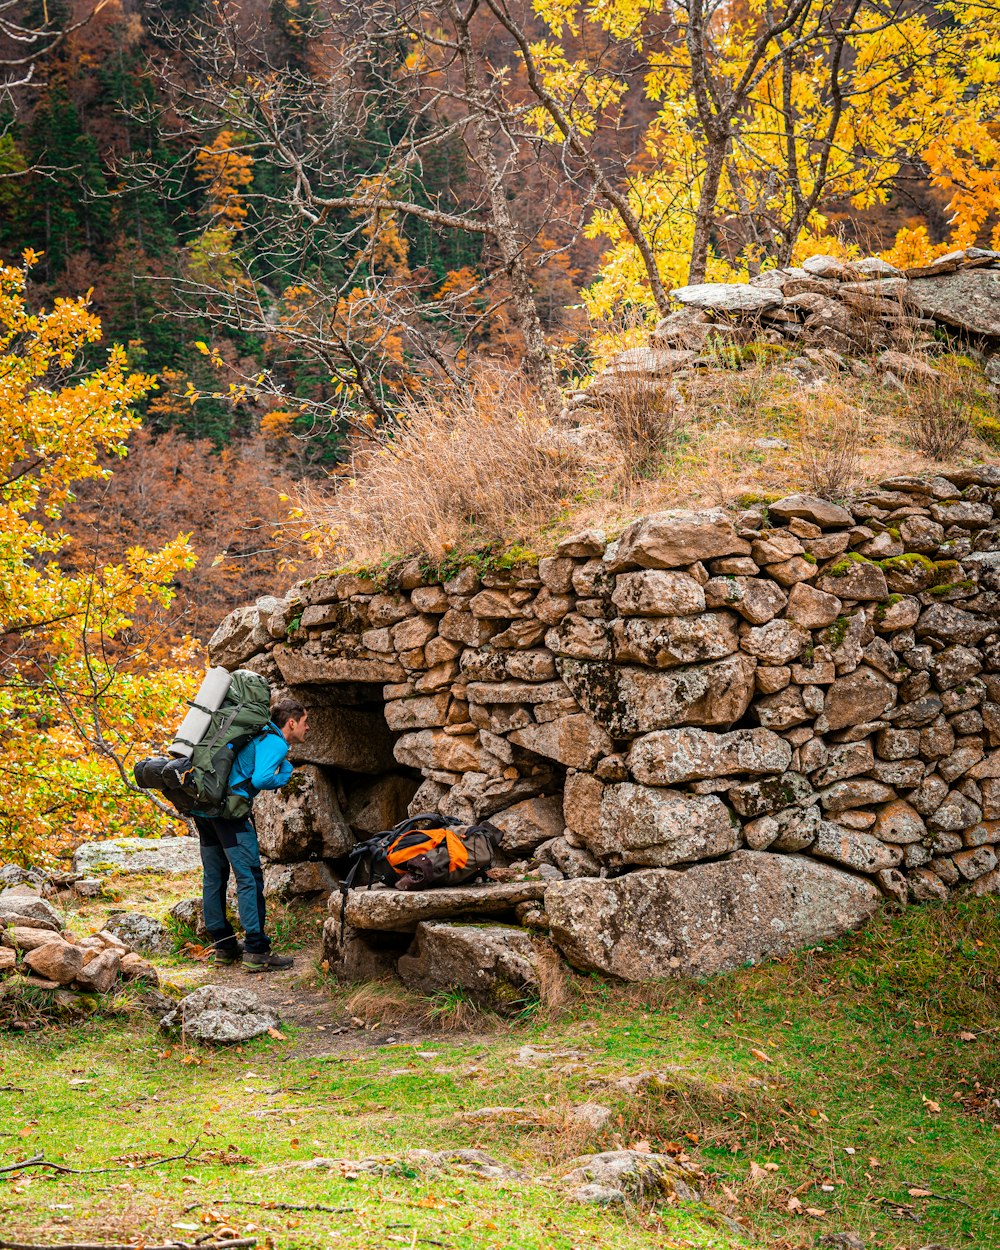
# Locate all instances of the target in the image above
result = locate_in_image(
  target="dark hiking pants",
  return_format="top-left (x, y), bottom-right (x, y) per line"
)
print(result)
top-left (193, 815), bottom-right (270, 955)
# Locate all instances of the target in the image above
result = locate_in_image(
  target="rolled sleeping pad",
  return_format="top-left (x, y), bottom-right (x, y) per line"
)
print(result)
top-left (168, 666), bottom-right (233, 757)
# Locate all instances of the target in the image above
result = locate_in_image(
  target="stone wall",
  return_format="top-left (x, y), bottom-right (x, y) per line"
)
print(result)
top-left (208, 466), bottom-right (1000, 995)
top-left (575, 246), bottom-right (1000, 407)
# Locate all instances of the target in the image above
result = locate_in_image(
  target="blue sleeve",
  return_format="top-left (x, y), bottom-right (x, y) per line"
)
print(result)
top-left (249, 733), bottom-right (292, 791)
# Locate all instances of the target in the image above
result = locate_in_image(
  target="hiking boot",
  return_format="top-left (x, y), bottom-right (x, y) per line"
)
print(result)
top-left (213, 942), bottom-right (243, 966)
top-left (243, 951), bottom-right (294, 973)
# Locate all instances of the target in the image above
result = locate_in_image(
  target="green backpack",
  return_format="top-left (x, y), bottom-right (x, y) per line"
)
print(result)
top-left (134, 669), bottom-right (275, 820)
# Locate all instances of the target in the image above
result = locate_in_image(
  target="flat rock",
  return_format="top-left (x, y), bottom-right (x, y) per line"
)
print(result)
top-left (627, 727), bottom-right (791, 785)
top-left (811, 824), bottom-right (902, 873)
top-left (104, 912), bottom-right (170, 955)
top-left (72, 837), bottom-right (201, 877)
top-left (160, 984), bottom-right (280, 1044)
top-left (397, 922), bottom-right (541, 1014)
top-left (343, 881), bottom-right (547, 932)
top-left (768, 494), bottom-right (853, 528)
top-left (272, 642), bottom-right (405, 686)
top-left (562, 1149), bottom-right (700, 1202)
top-left (545, 851), bottom-right (882, 979)
top-left (606, 509), bottom-right (750, 571)
top-left (670, 282), bottom-right (783, 314)
top-left (0, 894), bottom-right (63, 931)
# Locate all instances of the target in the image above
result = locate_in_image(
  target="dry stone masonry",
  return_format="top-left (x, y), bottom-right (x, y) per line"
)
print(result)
top-left (209, 467), bottom-right (1000, 997)
top-left (578, 247), bottom-right (1000, 405)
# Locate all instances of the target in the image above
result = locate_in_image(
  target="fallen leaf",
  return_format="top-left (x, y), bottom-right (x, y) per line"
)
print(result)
top-left (805, 1207), bottom-right (827, 1217)
top-left (786, 1195), bottom-right (803, 1214)
top-left (907, 1187), bottom-right (933, 1198)
top-left (267, 1027), bottom-right (284, 1040)
top-left (960, 1031), bottom-right (977, 1042)
top-left (921, 1095), bottom-right (941, 1114)
top-left (748, 1161), bottom-right (770, 1184)
top-left (750, 1048), bottom-right (772, 1063)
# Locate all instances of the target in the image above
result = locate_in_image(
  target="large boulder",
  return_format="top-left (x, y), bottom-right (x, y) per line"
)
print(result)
top-left (291, 705), bottom-right (396, 774)
top-left (605, 509), bottom-right (750, 572)
top-left (907, 267), bottom-right (1000, 336)
top-left (255, 764), bottom-right (352, 862)
top-left (583, 783), bottom-right (739, 868)
top-left (263, 860), bottom-right (338, 900)
top-left (397, 922), bottom-right (541, 1014)
top-left (160, 985), bottom-right (280, 1044)
top-left (72, 837), bottom-right (201, 877)
top-left (545, 851), bottom-right (882, 979)
top-left (557, 655), bottom-right (756, 736)
top-left (628, 727), bottom-right (791, 785)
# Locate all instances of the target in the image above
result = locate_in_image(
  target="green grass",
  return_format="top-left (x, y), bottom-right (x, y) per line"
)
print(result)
top-left (2, 898), bottom-right (999, 1249)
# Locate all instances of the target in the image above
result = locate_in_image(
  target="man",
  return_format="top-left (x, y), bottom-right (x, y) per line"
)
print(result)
top-left (193, 698), bottom-right (309, 972)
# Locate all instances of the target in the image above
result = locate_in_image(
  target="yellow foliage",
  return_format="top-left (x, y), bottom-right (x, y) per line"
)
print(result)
top-left (530, 0), bottom-right (1000, 313)
top-left (0, 259), bottom-right (197, 866)
top-left (194, 129), bottom-right (254, 226)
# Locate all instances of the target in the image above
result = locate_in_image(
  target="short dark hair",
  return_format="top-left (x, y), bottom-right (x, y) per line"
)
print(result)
top-left (271, 698), bottom-right (307, 729)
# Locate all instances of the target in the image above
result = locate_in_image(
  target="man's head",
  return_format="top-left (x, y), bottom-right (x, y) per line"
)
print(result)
top-left (271, 697), bottom-right (309, 745)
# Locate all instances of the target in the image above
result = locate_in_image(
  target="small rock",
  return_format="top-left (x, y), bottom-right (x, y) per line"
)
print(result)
top-left (562, 1149), bottom-right (700, 1203)
top-left (75, 949), bottom-right (121, 994)
top-left (569, 1102), bottom-right (614, 1130)
top-left (0, 894), bottom-right (63, 932)
top-left (568, 1183), bottom-right (627, 1205)
top-left (160, 985), bottom-right (280, 1044)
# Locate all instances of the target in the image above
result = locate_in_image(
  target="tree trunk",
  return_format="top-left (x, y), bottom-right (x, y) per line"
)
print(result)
top-left (447, 0), bottom-right (562, 412)
top-left (687, 138), bottom-right (727, 286)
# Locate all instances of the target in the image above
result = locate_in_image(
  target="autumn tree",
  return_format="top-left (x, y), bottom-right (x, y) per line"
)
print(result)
top-left (513, 0), bottom-right (1000, 312)
top-left (0, 257), bottom-right (196, 866)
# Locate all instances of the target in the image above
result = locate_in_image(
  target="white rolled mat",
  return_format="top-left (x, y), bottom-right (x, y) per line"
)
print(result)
top-left (168, 666), bottom-right (233, 757)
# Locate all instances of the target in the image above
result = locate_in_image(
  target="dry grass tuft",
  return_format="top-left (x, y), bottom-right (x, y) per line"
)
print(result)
top-left (791, 389), bottom-right (866, 499)
top-left (907, 373), bottom-right (975, 460)
top-left (295, 352), bottom-right (998, 568)
top-left (304, 368), bottom-right (607, 566)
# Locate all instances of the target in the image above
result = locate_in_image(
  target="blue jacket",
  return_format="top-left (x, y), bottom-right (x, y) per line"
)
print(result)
top-left (229, 723), bottom-right (293, 803)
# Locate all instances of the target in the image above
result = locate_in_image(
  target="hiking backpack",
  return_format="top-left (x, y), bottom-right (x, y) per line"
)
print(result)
top-left (133, 669), bottom-right (275, 820)
top-left (338, 813), bottom-right (502, 936)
